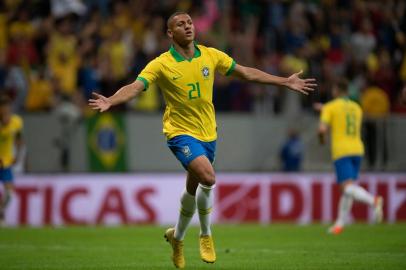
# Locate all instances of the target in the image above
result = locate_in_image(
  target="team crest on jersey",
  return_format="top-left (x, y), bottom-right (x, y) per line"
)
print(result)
top-left (182, 146), bottom-right (192, 157)
top-left (202, 66), bottom-right (210, 79)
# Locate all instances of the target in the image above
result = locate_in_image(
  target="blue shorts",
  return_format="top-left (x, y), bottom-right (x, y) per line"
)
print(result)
top-left (167, 135), bottom-right (216, 170)
top-left (0, 167), bottom-right (14, 183)
top-left (334, 156), bottom-right (362, 183)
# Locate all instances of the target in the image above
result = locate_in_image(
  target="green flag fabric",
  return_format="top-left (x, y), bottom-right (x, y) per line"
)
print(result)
top-left (87, 113), bottom-right (127, 172)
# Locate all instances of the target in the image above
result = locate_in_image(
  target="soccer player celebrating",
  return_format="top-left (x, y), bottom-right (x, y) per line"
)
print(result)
top-left (0, 95), bottom-right (24, 226)
top-left (316, 79), bottom-right (383, 235)
top-left (89, 12), bottom-right (316, 268)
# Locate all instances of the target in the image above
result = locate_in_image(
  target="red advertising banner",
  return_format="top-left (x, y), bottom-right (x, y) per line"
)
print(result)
top-left (0, 173), bottom-right (405, 226)
top-left (215, 174), bottom-right (406, 224)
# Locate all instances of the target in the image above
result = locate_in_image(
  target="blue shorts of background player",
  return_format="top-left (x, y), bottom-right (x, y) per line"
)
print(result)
top-left (0, 167), bottom-right (14, 183)
top-left (334, 156), bottom-right (362, 184)
top-left (167, 135), bottom-right (216, 170)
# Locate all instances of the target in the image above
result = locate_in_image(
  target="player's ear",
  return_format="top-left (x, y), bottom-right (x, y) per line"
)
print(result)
top-left (167, 29), bottom-right (173, 39)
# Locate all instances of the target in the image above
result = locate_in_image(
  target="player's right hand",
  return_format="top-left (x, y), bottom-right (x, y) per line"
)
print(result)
top-left (88, 92), bottom-right (111, 112)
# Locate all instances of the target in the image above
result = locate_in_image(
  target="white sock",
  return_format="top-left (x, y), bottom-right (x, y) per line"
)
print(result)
top-left (196, 183), bottom-right (214, 236)
top-left (334, 194), bottom-right (353, 227)
top-left (174, 189), bottom-right (196, 240)
top-left (344, 184), bottom-right (374, 206)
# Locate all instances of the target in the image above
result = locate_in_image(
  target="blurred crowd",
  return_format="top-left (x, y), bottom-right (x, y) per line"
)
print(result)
top-left (1, 0), bottom-right (406, 116)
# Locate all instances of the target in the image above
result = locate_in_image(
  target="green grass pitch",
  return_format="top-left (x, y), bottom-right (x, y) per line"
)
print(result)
top-left (0, 224), bottom-right (405, 269)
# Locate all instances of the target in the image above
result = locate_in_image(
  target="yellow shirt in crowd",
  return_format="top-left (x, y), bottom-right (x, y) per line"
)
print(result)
top-left (26, 75), bottom-right (54, 111)
top-left (361, 86), bottom-right (390, 118)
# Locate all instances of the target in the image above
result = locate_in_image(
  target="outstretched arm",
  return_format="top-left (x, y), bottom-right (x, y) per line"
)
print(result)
top-left (231, 64), bottom-right (317, 95)
top-left (88, 80), bottom-right (145, 112)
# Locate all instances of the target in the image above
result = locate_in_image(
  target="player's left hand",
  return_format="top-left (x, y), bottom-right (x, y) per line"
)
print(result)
top-left (286, 70), bottom-right (317, 95)
top-left (313, 102), bottom-right (324, 112)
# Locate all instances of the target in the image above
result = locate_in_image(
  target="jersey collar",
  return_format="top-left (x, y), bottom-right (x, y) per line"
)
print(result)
top-left (169, 42), bottom-right (201, 62)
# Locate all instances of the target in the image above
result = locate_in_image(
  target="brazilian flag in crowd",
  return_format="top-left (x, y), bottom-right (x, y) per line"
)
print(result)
top-left (87, 113), bottom-right (127, 171)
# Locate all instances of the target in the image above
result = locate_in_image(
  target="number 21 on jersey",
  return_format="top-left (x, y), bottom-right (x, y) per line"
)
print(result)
top-left (187, 82), bottom-right (201, 100)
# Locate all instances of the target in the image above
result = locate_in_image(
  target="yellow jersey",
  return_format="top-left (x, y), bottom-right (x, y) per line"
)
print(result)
top-left (0, 115), bottom-right (23, 167)
top-left (320, 97), bottom-right (364, 160)
top-left (136, 43), bottom-right (235, 142)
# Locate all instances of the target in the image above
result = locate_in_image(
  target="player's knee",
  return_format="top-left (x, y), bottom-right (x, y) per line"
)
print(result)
top-left (199, 170), bottom-right (216, 186)
top-left (341, 180), bottom-right (354, 193)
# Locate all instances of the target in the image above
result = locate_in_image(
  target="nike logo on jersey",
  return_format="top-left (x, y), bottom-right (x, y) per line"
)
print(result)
top-left (172, 76), bottom-right (181, 80)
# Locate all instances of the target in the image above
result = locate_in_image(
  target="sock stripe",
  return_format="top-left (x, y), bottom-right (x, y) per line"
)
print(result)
top-left (180, 208), bottom-right (195, 218)
top-left (198, 183), bottom-right (215, 190)
top-left (198, 207), bottom-right (212, 215)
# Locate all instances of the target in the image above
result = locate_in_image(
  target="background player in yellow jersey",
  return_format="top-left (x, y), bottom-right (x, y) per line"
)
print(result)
top-left (0, 95), bottom-right (24, 226)
top-left (317, 79), bottom-right (383, 235)
top-left (89, 12), bottom-right (316, 268)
